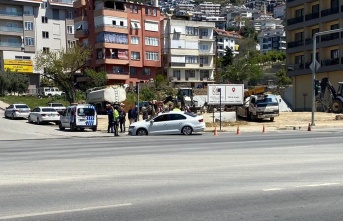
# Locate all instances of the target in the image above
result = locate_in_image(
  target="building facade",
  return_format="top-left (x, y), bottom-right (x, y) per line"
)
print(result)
top-left (214, 29), bottom-right (241, 57)
top-left (0, 0), bottom-right (77, 93)
top-left (162, 17), bottom-right (215, 88)
top-left (286, 0), bottom-right (343, 111)
top-left (258, 28), bottom-right (286, 53)
top-left (73, 0), bottom-right (163, 85)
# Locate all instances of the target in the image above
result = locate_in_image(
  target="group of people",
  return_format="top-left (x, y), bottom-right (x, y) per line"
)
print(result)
top-left (107, 101), bottom-right (193, 135)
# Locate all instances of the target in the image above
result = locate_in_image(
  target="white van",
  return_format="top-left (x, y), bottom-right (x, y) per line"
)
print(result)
top-left (59, 104), bottom-right (97, 131)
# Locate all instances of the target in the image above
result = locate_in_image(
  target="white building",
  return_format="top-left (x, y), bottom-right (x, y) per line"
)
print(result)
top-left (214, 29), bottom-right (242, 57)
top-left (258, 28), bottom-right (286, 53)
top-left (0, 0), bottom-right (77, 93)
top-left (273, 3), bottom-right (285, 19)
top-left (253, 14), bottom-right (283, 31)
top-left (197, 2), bottom-right (221, 17)
top-left (163, 17), bottom-right (215, 88)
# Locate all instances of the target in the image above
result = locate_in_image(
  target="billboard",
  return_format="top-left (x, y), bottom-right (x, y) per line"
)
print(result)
top-left (3, 59), bottom-right (33, 73)
top-left (207, 84), bottom-right (244, 105)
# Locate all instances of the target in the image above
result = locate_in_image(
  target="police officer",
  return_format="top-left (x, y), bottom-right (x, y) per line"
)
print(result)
top-left (112, 103), bottom-right (120, 136)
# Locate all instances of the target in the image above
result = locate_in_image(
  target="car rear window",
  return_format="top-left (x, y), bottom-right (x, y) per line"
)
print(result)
top-left (42, 108), bottom-right (57, 112)
top-left (184, 112), bottom-right (197, 117)
top-left (16, 105), bottom-right (29, 109)
top-left (77, 108), bottom-right (95, 116)
top-left (51, 103), bottom-right (64, 107)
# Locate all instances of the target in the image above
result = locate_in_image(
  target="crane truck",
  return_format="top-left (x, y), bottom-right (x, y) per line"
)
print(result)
top-left (236, 87), bottom-right (280, 122)
top-left (318, 77), bottom-right (343, 113)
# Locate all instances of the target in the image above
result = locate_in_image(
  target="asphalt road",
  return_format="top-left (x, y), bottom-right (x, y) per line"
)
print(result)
top-left (1, 131), bottom-right (343, 221)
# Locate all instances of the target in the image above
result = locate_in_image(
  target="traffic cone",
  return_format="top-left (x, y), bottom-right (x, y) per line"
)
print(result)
top-left (262, 125), bottom-right (266, 133)
top-left (236, 126), bottom-right (240, 135)
top-left (308, 123), bottom-right (311, 131)
top-left (214, 126), bottom-right (218, 136)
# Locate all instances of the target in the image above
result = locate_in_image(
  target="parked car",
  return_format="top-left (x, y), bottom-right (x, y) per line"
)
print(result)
top-left (4, 104), bottom-right (31, 119)
top-left (28, 107), bottom-right (60, 125)
top-left (47, 103), bottom-right (66, 114)
top-left (38, 87), bottom-right (64, 97)
top-left (128, 111), bottom-right (205, 136)
top-left (59, 104), bottom-right (97, 131)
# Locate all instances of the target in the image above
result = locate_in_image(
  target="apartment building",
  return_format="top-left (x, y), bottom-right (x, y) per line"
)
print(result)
top-left (0, 0), bottom-right (77, 92)
top-left (214, 29), bottom-right (241, 57)
top-left (73, 0), bottom-right (163, 85)
top-left (197, 2), bottom-right (221, 17)
top-left (162, 16), bottom-right (215, 88)
top-left (273, 3), bottom-right (285, 19)
top-left (258, 27), bottom-right (286, 53)
top-left (253, 14), bottom-right (283, 32)
top-left (286, 0), bottom-right (343, 111)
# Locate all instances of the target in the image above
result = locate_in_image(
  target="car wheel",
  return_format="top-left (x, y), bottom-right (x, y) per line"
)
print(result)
top-left (136, 128), bottom-right (148, 136)
top-left (182, 126), bottom-right (193, 135)
top-left (270, 117), bottom-right (274, 122)
top-left (92, 127), bottom-right (97, 132)
top-left (36, 118), bottom-right (40, 125)
top-left (59, 122), bottom-right (65, 131)
top-left (28, 116), bottom-right (32, 123)
top-left (250, 113), bottom-right (255, 122)
top-left (4, 112), bottom-right (7, 118)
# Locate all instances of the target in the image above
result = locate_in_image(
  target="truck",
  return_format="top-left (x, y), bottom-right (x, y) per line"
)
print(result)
top-left (86, 85), bottom-right (126, 114)
top-left (236, 87), bottom-right (280, 122)
top-left (47, 103), bottom-right (66, 114)
top-left (318, 77), bottom-right (343, 113)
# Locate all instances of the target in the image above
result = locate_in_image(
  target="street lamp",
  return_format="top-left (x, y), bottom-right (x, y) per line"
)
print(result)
top-left (311, 28), bottom-right (342, 126)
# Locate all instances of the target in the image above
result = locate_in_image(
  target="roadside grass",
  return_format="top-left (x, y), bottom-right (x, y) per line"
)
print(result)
top-left (0, 95), bottom-right (70, 109)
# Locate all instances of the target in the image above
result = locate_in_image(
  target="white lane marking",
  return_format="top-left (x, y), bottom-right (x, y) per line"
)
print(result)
top-left (263, 188), bottom-right (285, 191)
top-left (0, 203), bottom-right (132, 220)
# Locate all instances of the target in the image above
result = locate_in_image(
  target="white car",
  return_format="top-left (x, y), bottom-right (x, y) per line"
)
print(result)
top-left (4, 104), bottom-right (31, 119)
top-left (28, 107), bottom-right (60, 125)
top-left (128, 111), bottom-right (206, 136)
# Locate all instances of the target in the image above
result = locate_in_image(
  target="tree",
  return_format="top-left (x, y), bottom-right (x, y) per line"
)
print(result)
top-left (35, 45), bottom-right (91, 103)
top-left (154, 73), bottom-right (167, 89)
top-left (220, 47), bottom-right (234, 68)
top-left (0, 70), bottom-right (29, 95)
top-left (80, 68), bottom-right (108, 90)
top-left (276, 68), bottom-right (292, 86)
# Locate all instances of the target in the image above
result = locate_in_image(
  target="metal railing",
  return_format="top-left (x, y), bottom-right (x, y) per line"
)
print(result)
top-left (305, 12), bottom-right (319, 21)
top-left (287, 40), bottom-right (304, 48)
top-left (0, 42), bottom-right (21, 47)
top-left (321, 7), bottom-right (339, 17)
top-left (0, 10), bottom-right (23, 17)
top-left (287, 16), bottom-right (303, 25)
top-left (0, 26), bottom-right (23, 32)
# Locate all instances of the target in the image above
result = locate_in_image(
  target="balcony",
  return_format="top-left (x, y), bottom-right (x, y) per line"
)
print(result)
top-left (74, 29), bottom-right (88, 38)
top-left (321, 7), bottom-right (339, 17)
top-left (0, 42), bottom-right (21, 49)
top-left (95, 24), bottom-right (128, 34)
top-left (170, 77), bottom-right (181, 81)
top-left (320, 33), bottom-right (340, 42)
top-left (305, 37), bottom-right (320, 45)
top-left (94, 8), bottom-right (127, 18)
top-left (0, 10), bottom-right (23, 21)
top-left (169, 63), bottom-right (186, 67)
top-left (199, 35), bottom-right (213, 41)
top-left (96, 56), bottom-right (129, 65)
top-left (107, 73), bottom-right (130, 80)
top-left (50, 0), bottom-right (74, 4)
top-left (0, 26), bottom-right (23, 35)
top-left (305, 12), bottom-right (319, 21)
top-left (287, 40), bottom-right (304, 48)
top-left (287, 16), bottom-right (303, 26)
top-left (199, 50), bottom-right (214, 55)
top-left (321, 58), bottom-right (340, 66)
top-left (287, 63), bottom-right (305, 71)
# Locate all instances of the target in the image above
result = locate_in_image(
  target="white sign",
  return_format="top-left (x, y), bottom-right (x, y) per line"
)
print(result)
top-left (207, 84), bottom-right (244, 105)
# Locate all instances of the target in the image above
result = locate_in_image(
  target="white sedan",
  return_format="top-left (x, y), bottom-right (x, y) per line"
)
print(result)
top-left (28, 107), bottom-right (60, 125)
top-left (128, 111), bottom-right (206, 136)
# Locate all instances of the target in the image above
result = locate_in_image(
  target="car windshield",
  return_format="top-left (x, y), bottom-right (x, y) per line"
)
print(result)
top-left (77, 108), bottom-right (95, 116)
top-left (256, 96), bottom-right (278, 107)
top-left (42, 108), bottom-right (57, 112)
top-left (16, 105), bottom-right (29, 109)
top-left (51, 103), bottom-right (64, 107)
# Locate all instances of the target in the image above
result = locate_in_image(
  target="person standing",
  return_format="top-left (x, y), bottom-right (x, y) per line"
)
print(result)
top-left (113, 104), bottom-right (120, 136)
top-left (128, 106), bottom-right (134, 125)
top-left (106, 104), bottom-right (114, 133)
top-left (119, 105), bottom-right (126, 133)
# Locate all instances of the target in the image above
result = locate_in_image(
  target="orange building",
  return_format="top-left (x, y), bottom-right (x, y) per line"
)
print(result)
top-left (73, 0), bottom-right (164, 85)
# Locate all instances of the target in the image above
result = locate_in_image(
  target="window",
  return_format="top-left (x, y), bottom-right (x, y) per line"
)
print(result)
top-left (199, 56), bottom-right (208, 64)
top-left (131, 52), bottom-right (140, 60)
top-left (185, 56), bottom-right (198, 63)
top-left (113, 66), bottom-right (125, 73)
top-left (331, 49), bottom-right (339, 59)
top-left (15, 56), bottom-right (30, 60)
top-left (186, 26), bottom-right (198, 35)
top-left (41, 2), bottom-right (48, 9)
top-left (153, 9), bottom-right (157, 16)
top-left (131, 36), bottom-right (139, 44)
top-left (24, 37), bottom-right (34, 46)
top-left (130, 67), bottom-right (137, 75)
top-left (295, 8), bottom-right (303, 17)
top-left (145, 52), bottom-right (159, 61)
top-left (295, 32), bottom-right (303, 41)
top-left (169, 114), bottom-right (186, 121)
top-left (145, 37), bottom-right (159, 46)
top-left (43, 47), bottom-right (50, 53)
top-left (199, 44), bottom-right (209, 50)
top-left (67, 11), bottom-right (75, 19)
top-left (52, 9), bottom-right (59, 19)
top-left (144, 21), bottom-right (158, 32)
top-left (42, 16), bottom-right (48, 23)
top-left (143, 68), bottom-right (151, 75)
top-left (131, 21), bottom-right (141, 29)
top-left (200, 70), bottom-right (210, 78)
top-left (24, 21), bottom-right (33, 31)
top-left (153, 114), bottom-right (169, 122)
top-left (312, 4), bottom-right (319, 13)
top-left (42, 31), bottom-right (49, 39)
top-left (173, 70), bottom-right (180, 78)
top-left (77, 108), bottom-right (95, 116)
top-left (130, 5), bottom-right (138, 13)
top-left (120, 21), bottom-right (124, 26)
top-left (295, 55), bottom-right (304, 64)
top-left (96, 32), bottom-right (128, 44)
top-left (185, 70), bottom-right (195, 78)
top-left (199, 28), bottom-right (208, 37)
top-left (67, 25), bottom-right (74, 34)
top-left (145, 7), bottom-right (149, 15)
